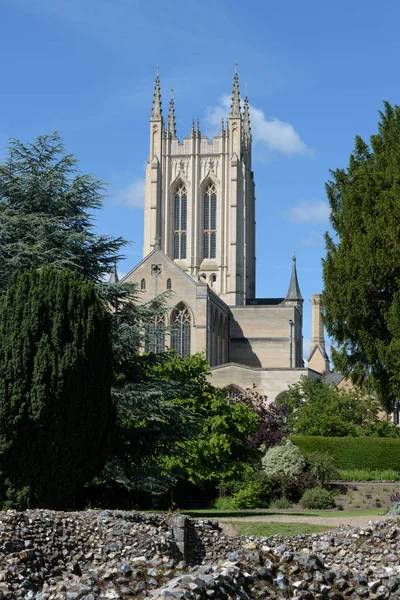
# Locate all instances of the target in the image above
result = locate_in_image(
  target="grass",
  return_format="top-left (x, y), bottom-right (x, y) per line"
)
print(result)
top-left (338, 469), bottom-right (400, 481)
top-left (183, 508), bottom-right (384, 518)
top-left (228, 521), bottom-right (332, 537)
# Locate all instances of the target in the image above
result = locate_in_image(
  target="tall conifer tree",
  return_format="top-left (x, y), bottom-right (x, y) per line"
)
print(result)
top-left (324, 102), bottom-right (400, 409)
top-left (0, 132), bottom-right (125, 291)
top-left (0, 266), bottom-right (113, 508)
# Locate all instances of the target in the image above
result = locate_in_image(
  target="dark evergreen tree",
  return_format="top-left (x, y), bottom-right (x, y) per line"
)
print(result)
top-left (0, 132), bottom-right (125, 291)
top-left (0, 266), bottom-right (114, 509)
top-left (323, 102), bottom-right (400, 409)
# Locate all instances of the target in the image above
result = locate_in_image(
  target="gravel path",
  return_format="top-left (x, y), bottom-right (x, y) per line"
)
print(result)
top-left (219, 513), bottom-right (391, 527)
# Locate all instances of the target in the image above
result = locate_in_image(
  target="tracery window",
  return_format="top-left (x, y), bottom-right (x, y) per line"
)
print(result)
top-left (171, 304), bottom-right (191, 358)
top-left (174, 184), bottom-right (187, 259)
top-left (145, 315), bottom-right (165, 354)
top-left (203, 183), bottom-right (217, 259)
top-left (140, 278), bottom-right (146, 290)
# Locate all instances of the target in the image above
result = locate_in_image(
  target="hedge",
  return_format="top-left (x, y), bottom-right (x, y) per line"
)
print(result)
top-left (291, 436), bottom-right (400, 471)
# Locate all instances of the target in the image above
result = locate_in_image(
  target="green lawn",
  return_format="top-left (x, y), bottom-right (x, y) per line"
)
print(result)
top-left (183, 508), bottom-right (384, 518)
top-left (228, 521), bottom-right (332, 537)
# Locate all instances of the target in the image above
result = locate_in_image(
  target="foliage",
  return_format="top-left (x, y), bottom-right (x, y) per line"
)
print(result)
top-left (323, 102), bottom-right (400, 409)
top-left (262, 439), bottom-right (306, 479)
top-left (0, 267), bottom-right (113, 509)
top-left (90, 283), bottom-right (199, 501)
top-left (231, 385), bottom-right (289, 448)
top-left (300, 488), bottom-right (336, 509)
top-left (153, 353), bottom-right (260, 488)
top-left (270, 498), bottom-right (293, 509)
top-left (387, 502), bottom-right (400, 516)
top-left (0, 132), bottom-right (125, 291)
top-left (283, 377), bottom-right (389, 437)
top-left (292, 435), bottom-right (400, 470)
top-left (305, 452), bottom-right (339, 486)
top-left (212, 496), bottom-right (235, 510)
top-left (338, 469), bottom-right (399, 481)
top-left (231, 482), bottom-right (265, 509)
top-left (272, 470), bottom-right (316, 503)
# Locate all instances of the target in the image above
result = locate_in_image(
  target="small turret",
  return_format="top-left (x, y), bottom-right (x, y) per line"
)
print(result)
top-left (243, 95), bottom-right (251, 143)
top-left (168, 89), bottom-right (177, 138)
top-left (285, 256), bottom-right (303, 302)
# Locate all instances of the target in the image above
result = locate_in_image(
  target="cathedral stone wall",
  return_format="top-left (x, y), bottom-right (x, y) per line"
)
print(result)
top-left (229, 305), bottom-right (303, 368)
top-left (209, 364), bottom-right (319, 403)
top-left (123, 250), bottom-right (208, 355)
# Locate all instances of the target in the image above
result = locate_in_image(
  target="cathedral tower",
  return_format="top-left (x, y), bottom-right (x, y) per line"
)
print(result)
top-left (143, 68), bottom-right (256, 306)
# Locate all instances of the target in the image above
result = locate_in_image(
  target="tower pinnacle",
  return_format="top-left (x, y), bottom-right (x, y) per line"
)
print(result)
top-left (151, 66), bottom-right (162, 119)
top-left (230, 63), bottom-right (241, 118)
top-left (168, 89), bottom-right (177, 138)
top-left (285, 255), bottom-right (303, 302)
top-left (243, 94), bottom-right (251, 141)
top-left (108, 259), bottom-right (119, 284)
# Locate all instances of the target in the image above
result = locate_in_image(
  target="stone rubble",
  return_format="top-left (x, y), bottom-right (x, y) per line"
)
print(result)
top-left (0, 510), bottom-right (400, 599)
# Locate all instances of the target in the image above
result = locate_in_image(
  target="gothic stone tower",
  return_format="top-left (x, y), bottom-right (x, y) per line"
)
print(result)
top-left (143, 70), bottom-right (256, 306)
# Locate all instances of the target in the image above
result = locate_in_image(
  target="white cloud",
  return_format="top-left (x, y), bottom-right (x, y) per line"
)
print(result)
top-left (113, 178), bottom-right (145, 209)
top-left (205, 95), bottom-right (312, 157)
top-left (290, 201), bottom-right (330, 224)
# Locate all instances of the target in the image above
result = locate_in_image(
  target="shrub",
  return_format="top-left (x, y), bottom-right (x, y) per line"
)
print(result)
top-left (305, 452), bottom-right (339, 485)
top-left (269, 470), bottom-right (316, 503)
top-left (300, 488), bottom-right (336, 509)
top-left (291, 436), bottom-right (400, 470)
top-left (339, 469), bottom-right (399, 481)
top-left (212, 496), bottom-right (235, 510)
top-left (262, 440), bottom-right (306, 479)
top-left (232, 482), bottom-right (264, 509)
top-left (271, 498), bottom-right (293, 509)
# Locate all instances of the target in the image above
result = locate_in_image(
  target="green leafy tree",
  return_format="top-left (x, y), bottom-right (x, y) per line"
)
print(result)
top-left (0, 132), bottom-right (125, 291)
top-left (90, 283), bottom-right (199, 503)
top-left (0, 266), bottom-right (113, 509)
top-left (284, 377), bottom-right (394, 437)
top-left (323, 103), bottom-right (400, 409)
top-left (153, 353), bottom-right (260, 489)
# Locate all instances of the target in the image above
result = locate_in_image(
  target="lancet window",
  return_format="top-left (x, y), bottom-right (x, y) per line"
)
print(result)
top-left (171, 304), bottom-right (191, 358)
top-left (140, 278), bottom-right (146, 290)
top-left (173, 184), bottom-right (187, 259)
top-left (203, 183), bottom-right (217, 259)
top-left (145, 314), bottom-right (166, 354)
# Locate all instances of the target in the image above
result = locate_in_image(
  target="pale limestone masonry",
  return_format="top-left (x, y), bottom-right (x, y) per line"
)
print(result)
top-left (308, 293), bottom-right (330, 374)
top-left (120, 69), bottom-right (323, 401)
top-left (144, 71), bottom-right (255, 306)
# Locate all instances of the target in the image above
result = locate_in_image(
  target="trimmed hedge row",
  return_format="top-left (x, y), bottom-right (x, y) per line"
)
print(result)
top-left (291, 436), bottom-right (400, 471)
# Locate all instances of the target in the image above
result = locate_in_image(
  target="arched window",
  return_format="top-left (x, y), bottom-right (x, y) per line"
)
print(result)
top-left (166, 278), bottom-right (172, 290)
top-left (145, 315), bottom-right (165, 354)
top-left (141, 278), bottom-right (146, 290)
top-left (171, 304), bottom-right (191, 358)
top-left (204, 183), bottom-right (217, 259)
top-left (174, 184), bottom-right (187, 259)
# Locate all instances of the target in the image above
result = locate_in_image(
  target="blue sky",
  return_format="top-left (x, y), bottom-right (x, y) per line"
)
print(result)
top-left (1, 0), bottom-right (400, 359)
